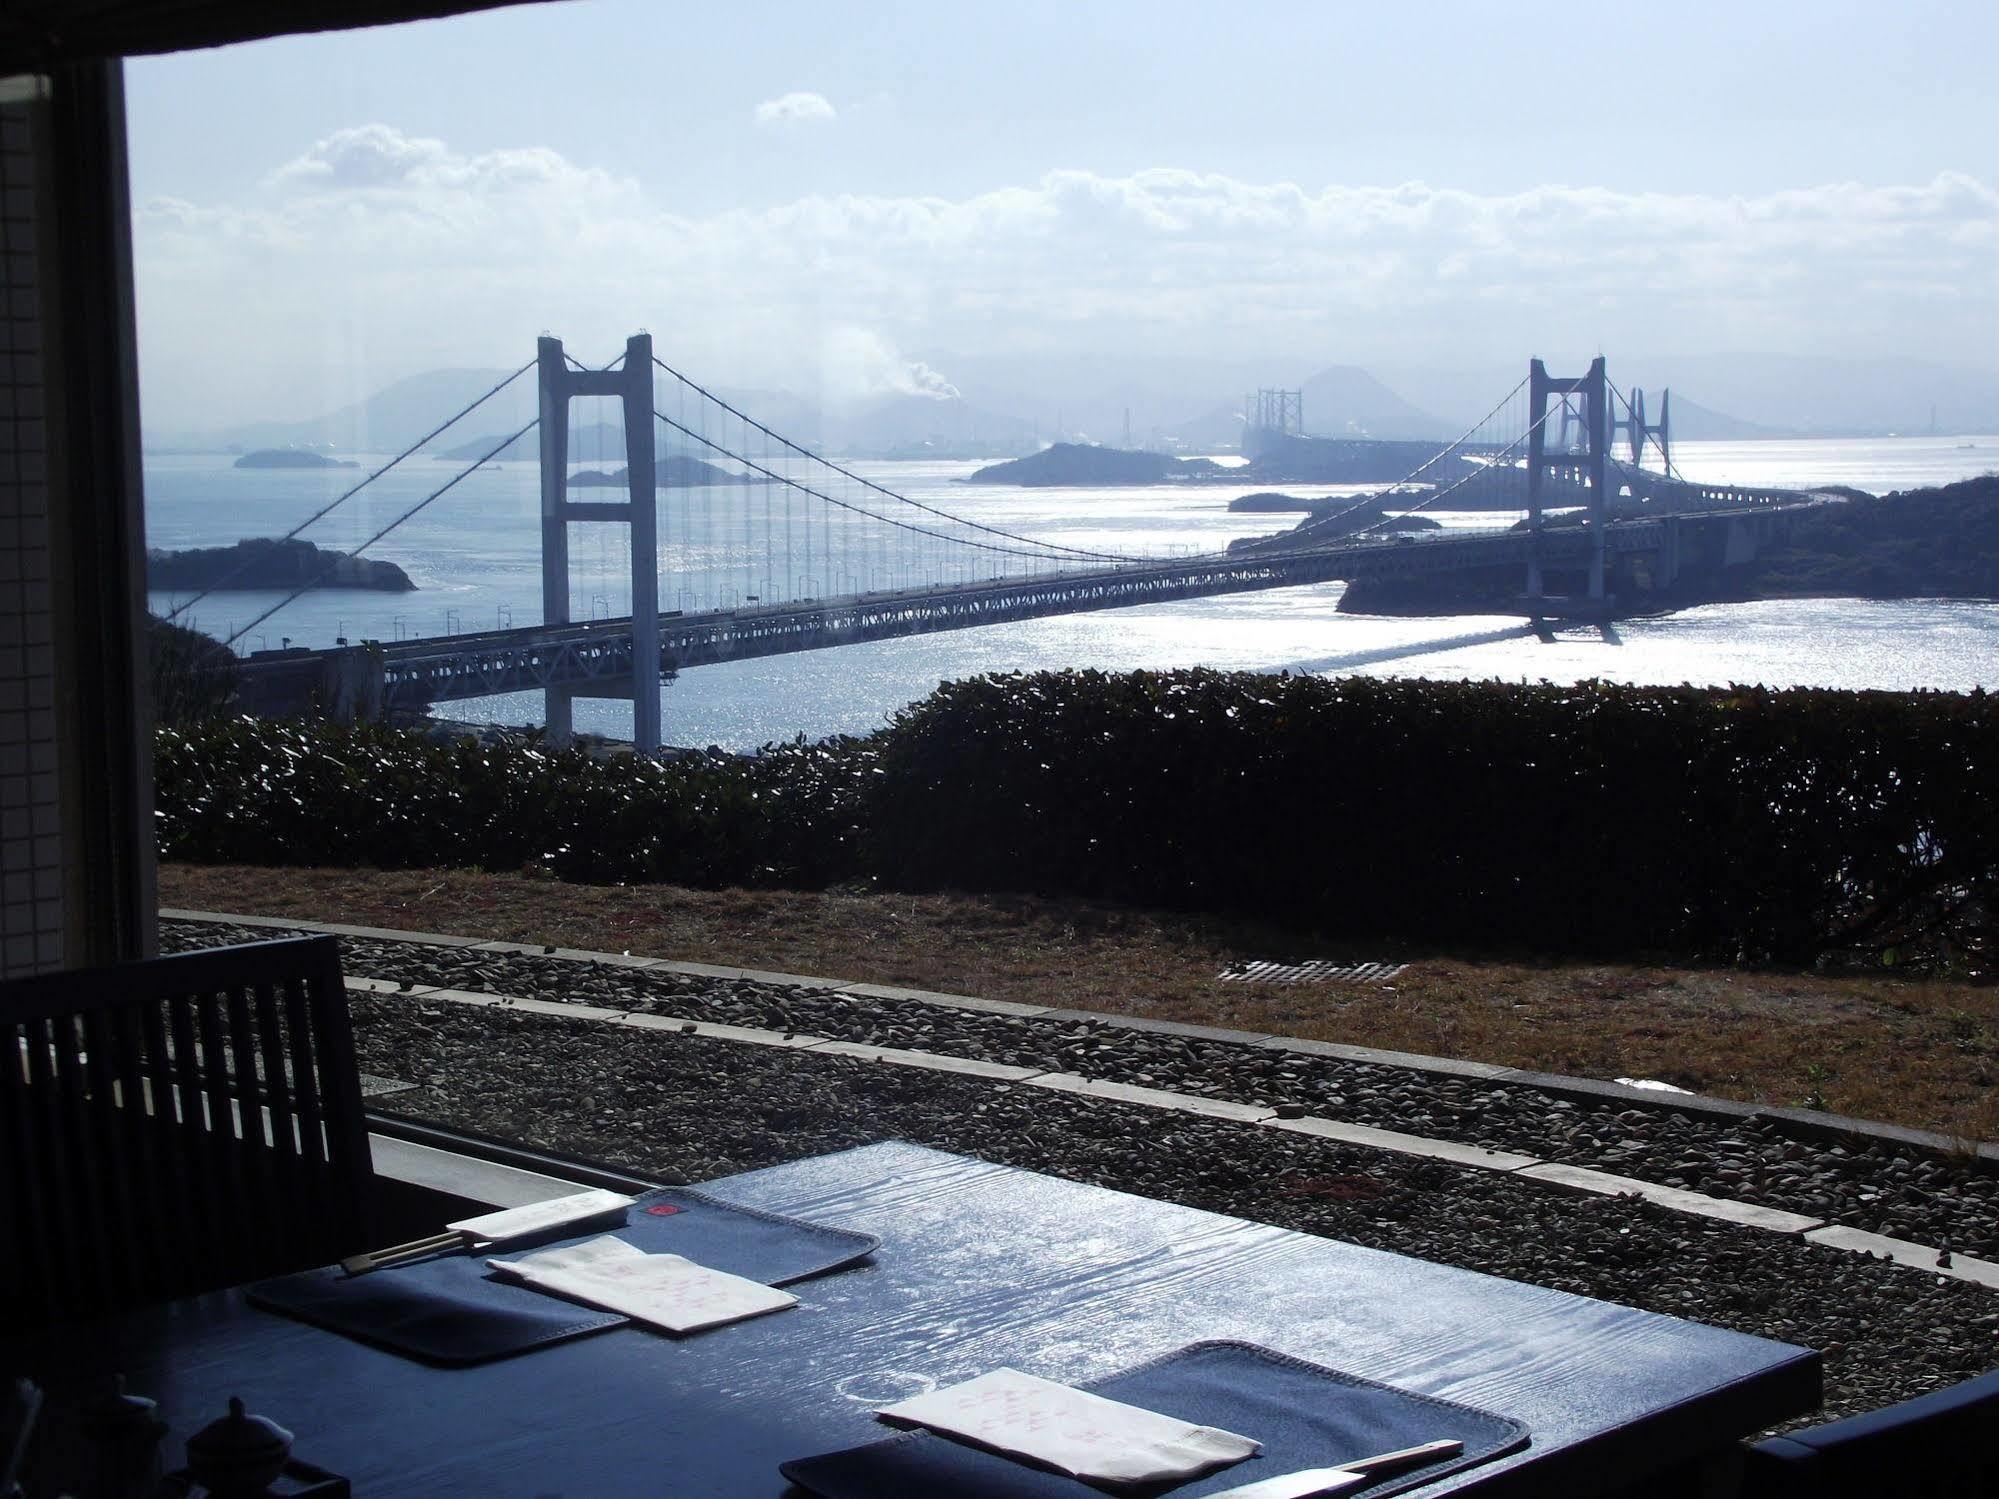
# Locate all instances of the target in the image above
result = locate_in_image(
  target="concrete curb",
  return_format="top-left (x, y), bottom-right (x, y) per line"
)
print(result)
top-left (167, 907), bottom-right (1998, 1171)
top-left (340, 969), bottom-right (1999, 1293)
top-left (1801, 1226), bottom-right (1999, 1290)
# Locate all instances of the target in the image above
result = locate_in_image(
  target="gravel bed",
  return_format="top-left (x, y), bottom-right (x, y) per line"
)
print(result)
top-left (347, 992), bottom-right (1999, 1428)
top-left (165, 918), bottom-right (1999, 1256)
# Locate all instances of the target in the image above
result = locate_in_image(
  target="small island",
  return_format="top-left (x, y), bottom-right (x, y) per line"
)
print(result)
top-left (148, 537), bottom-right (415, 592)
top-left (1227, 494), bottom-right (1444, 550)
top-left (966, 443), bottom-right (1224, 486)
top-left (1745, 475), bottom-right (1999, 600)
top-left (567, 456), bottom-right (748, 488)
top-left (233, 449), bottom-right (358, 470)
top-left (1335, 476), bottom-right (1999, 615)
top-left (1228, 491), bottom-right (1332, 513)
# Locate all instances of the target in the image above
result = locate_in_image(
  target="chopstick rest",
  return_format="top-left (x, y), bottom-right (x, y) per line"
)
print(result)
top-left (879, 1368), bottom-right (1259, 1485)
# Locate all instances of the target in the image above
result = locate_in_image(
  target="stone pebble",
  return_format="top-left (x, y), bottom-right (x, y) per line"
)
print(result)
top-left (161, 918), bottom-right (1999, 1258)
top-left (344, 992), bottom-right (1999, 1430)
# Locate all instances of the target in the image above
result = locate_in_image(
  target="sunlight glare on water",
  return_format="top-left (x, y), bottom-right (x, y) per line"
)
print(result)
top-left (143, 438), bottom-right (1999, 750)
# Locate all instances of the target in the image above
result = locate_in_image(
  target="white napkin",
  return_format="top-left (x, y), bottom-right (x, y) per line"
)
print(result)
top-left (880, 1368), bottom-right (1260, 1485)
top-left (487, 1235), bottom-right (797, 1334)
top-left (448, 1188), bottom-right (634, 1244)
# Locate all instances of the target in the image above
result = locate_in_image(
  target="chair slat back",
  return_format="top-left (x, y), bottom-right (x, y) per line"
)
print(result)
top-left (1, 937), bottom-right (372, 1330)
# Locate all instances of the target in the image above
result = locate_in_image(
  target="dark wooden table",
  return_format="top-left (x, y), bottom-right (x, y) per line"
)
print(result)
top-left (11, 1141), bottom-right (1819, 1496)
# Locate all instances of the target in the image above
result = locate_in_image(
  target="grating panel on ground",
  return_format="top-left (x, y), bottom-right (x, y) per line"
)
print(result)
top-left (1219, 960), bottom-right (1407, 985)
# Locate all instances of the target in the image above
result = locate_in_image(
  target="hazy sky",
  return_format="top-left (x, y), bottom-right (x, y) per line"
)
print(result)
top-left (127, 0), bottom-right (1999, 430)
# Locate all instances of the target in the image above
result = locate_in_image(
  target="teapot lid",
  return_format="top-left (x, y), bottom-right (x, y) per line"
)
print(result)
top-left (187, 1397), bottom-right (292, 1463)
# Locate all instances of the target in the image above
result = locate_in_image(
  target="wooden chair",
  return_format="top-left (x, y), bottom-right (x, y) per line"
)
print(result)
top-left (1, 936), bottom-right (374, 1331)
top-left (1740, 1367), bottom-right (1999, 1497)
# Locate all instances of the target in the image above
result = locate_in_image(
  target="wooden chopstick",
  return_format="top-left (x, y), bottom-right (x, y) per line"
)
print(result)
top-left (340, 1230), bottom-right (462, 1276)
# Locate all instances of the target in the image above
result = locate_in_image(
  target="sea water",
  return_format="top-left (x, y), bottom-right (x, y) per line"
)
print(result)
top-left (142, 436), bottom-right (1999, 750)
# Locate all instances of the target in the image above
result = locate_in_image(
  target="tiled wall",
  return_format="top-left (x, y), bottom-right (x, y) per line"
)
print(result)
top-left (0, 96), bottom-right (63, 979)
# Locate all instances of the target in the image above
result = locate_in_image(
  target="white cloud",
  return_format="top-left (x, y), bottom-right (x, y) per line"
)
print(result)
top-left (132, 124), bottom-right (1999, 427)
top-left (818, 328), bottom-right (960, 403)
top-left (753, 91), bottom-right (836, 128)
top-left (269, 123), bottom-right (451, 189)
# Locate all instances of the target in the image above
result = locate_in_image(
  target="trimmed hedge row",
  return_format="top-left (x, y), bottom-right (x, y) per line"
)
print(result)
top-left (154, 719), bottom-right (872, 888)
top-left (871, 671), bottom-right (1996, 964)
top-left (156, 672), bottom-right (1998, 965)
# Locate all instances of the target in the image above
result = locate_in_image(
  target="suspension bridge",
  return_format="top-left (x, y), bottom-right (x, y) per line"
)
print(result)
top-left (176, 335), bottom-right (1824, 752)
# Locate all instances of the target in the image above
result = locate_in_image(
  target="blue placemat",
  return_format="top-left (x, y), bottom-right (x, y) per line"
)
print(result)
top-left (248, 1185), bottom-right (878, 1365)
top-left (781, 1340), bottom-right (1530, 1498)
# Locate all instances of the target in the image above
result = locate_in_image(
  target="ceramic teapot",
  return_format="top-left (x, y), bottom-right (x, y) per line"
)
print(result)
top-left (183, 1398), bottom-right (291, 1498)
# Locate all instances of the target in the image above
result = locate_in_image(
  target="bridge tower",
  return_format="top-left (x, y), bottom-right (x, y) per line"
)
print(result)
top-left (538, 333), bottom-right (662, 753)
top-left (1241, 388), bottom-right (1304, 464)
top-left (1524, 356), bottom-right (1609, 605)
top-left (1610, 386), bottom-right (1672, 470)
top-left (1555, 391), bottom-right (1592, 454)
top-left (1244, 388), bottom-right (1304, 437)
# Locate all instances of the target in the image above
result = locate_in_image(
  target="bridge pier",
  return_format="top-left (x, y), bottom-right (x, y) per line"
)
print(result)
top-left (1657, 517), bottom-right (1682, 591)
top-left (543, 682), bottom-right (575, 744)
top-left (320, 646), bottom-right (384, 723)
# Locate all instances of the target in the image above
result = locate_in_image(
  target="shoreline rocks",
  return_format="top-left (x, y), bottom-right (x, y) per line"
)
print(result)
top-left (147, 537), bottom-right (415, 593)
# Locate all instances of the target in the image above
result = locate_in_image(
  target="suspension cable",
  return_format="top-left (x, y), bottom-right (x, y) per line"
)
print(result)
top-left (642, 350), bottom-right (1531, 567)
top-left (652, 408), bottom-right (1132, 566)
top-left (223, 419), bottom-right (539, 649)
top-left (1249, 372), bottom-right (1535, 542)
top-left (163, 359), bottom-right (536, 624)
top-left (650, 354), bottom-right (1135, 563)
top-left (1605, 375), bottom-right (1684, 480)
top-left (630, 347), bottom-right (1539, 569)
top-left (1342, 396), bottom-right (1565, 537)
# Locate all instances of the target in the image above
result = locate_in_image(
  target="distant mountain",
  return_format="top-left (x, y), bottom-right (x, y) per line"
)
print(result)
top-left (435, 422), bottom-right (653, 463)
top-left (164, 368), bottom-right (536, 455)
top-left (1647, 395), bottom-right (1778, 443)
top-left (1295, 365), bottom-right (1453, 440)
top-left (922, 350), bottom-right (1320, 447)
top-left (437, 428), bottom-right (538, 462)
top-left (1169, 365), bottom-right (1452, 450)
top-left (1616, 354), bottom-right (1999, 437)
top-left (152, 348), bottom-right (1997, 475)
top-left (923, 352), bottom-right (1445, 451)
top-left (674, 385), bottom-right (827, 450)
top-left (147, 367), bottom-right (835, 458)
top-left (821, 392), bottom-right (1039, 457)
top-left (1372, 354), bottom-right (1999, 439)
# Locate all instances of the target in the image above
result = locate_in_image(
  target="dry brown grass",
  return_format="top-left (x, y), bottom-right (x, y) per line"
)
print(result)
top-left (161, 863), bottom-right (1999, 1141)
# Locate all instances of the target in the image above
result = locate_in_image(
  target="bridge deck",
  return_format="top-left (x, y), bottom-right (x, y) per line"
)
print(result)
top-left (235, 500), bottom-right (1819, 709)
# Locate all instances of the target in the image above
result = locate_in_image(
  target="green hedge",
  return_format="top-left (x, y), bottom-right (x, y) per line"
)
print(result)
top-left (156, 672), bottom-right (1998, 965)
top-left (154, 719), bottom-right (873, 888)
top-left (870, 672), bottom-right (1997, 963)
